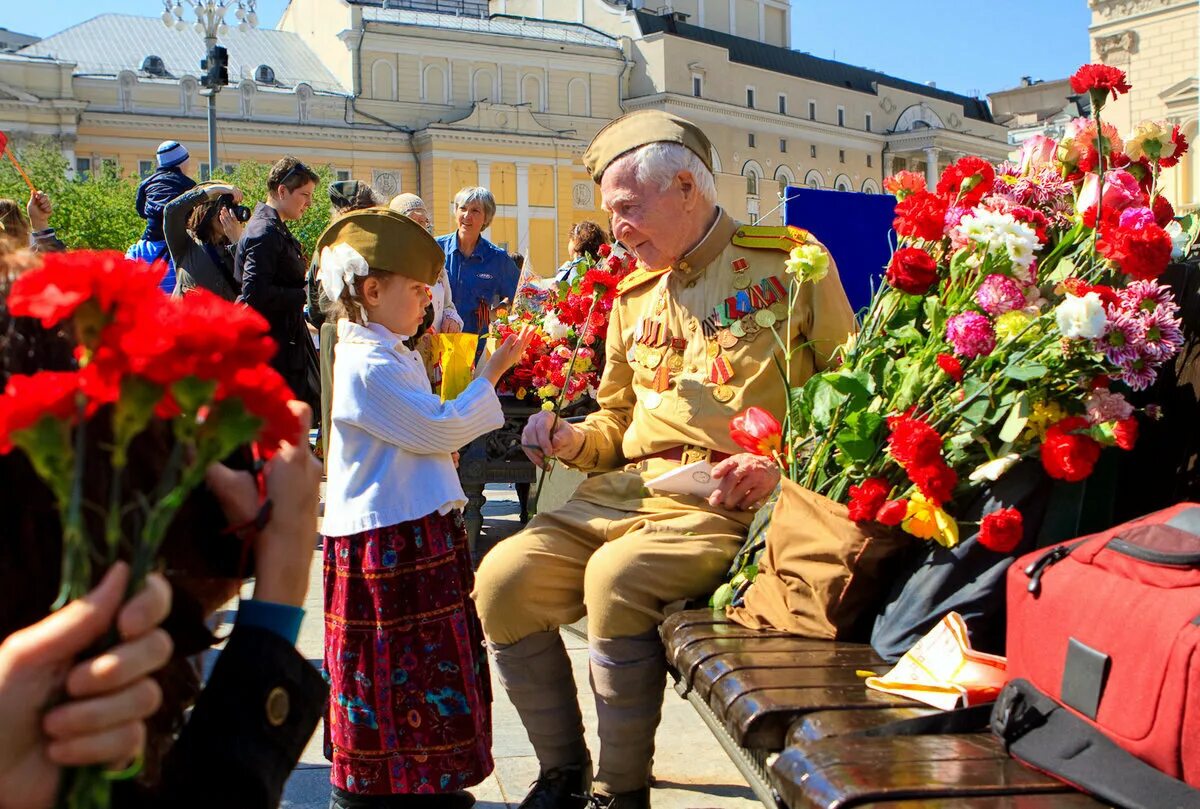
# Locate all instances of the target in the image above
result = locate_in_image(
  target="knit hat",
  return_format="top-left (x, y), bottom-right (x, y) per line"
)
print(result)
top-left (388, 193), bottom-right (427, 217)
top-left (156, 141), bottom-right (190, 169)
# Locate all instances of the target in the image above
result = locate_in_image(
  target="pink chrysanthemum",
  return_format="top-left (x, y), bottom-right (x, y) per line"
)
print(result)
top-left (1140, 308), bottom-right (1185, 363)
top-left (1119, 279), bottom-right (1177, 317)
top-left (945, 311), bottom-right (996, 358)
top-left (974, 274), bottom-right (1026, 316)
top-left (1096, 310), bottom-right (1146, 366)
top-left (1085, 388), bottom-right (1134, 424)
top-left (1118, 356), bottom-right (1158, 391)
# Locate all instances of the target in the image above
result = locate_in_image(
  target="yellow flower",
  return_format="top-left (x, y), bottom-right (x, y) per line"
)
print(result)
top-left (784, 244), bottom-right (830, 283)
top-left (541, 401), bottom-right (556, 412)
top-left (994, 310), bottom-right (1033, 342)
top-left (573, 355), bottom-right (593, 373)
top-left (537, 384), bottom-right (560, 400)
top-left (1023, 400), bottom-right (1066, 441)
top-left (1125, 119), bottom-right (1175, 162)
top-left (902, 493), bottom-right (960, 548)
top-left (516, 386), bottom-right (528, 400)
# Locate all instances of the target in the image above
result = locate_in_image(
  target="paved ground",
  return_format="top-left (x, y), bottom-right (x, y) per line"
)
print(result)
top-left (212, 483), bottom-right (757, 809)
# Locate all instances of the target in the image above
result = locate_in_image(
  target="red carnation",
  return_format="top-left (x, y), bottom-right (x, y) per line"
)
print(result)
top-left (0, 371), bottom-right (82, 453)
top-left (893, 191), bottom-right (949, 242)
top-left (1041, 416), bottom-right (1102, 482)
top-left (910, 460), bottom-right (958, 505)
top-left (1069, 64), bottom-right (1131, 103)
top-left (887, 412), bottom-right (945, 468)
top-left (936, 353), bottom-right (964, 382)
top-left (597, 243), bottom-right (612, 257)
top-left (979, 508), bottom-right (1024, 553)
top-left (936, 156), bottom-right (995, 207)
top-left (1152, 194), bottom-right (1175, 228)
top-left (1159, 125), bottom-right (1189, 169)
top-left (876, 499), bottom-right (908, 526)
top-left (848, 477), bottom-right (890, 523)
top-left (886, 248), bottom-right (939, 295)
top-left (1113, 416), bottom-right (1139, 451)
top-left (1097, 222), bottom-right (1173, 281)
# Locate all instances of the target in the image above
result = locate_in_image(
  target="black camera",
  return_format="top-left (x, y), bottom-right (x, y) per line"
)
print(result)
top-left (217, 194), bottom-right (252, 222)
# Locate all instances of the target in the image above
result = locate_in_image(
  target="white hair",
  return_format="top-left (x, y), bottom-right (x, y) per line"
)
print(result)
top-left (617, 142), bottom-right (717, 205)
top-left (453, 186), bottom-right (497, 229)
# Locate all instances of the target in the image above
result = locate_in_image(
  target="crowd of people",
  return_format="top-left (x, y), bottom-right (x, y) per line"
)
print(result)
top-left (0, 110), bottom-right (822, 809)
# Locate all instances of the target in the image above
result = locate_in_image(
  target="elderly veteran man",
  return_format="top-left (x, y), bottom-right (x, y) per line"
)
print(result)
top-left (473, 110), bottom-right (856, 809)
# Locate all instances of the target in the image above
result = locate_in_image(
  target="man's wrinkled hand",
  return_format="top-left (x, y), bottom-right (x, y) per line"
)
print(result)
top-left (521, 410), bottom-right (584, 470)
top-left (708, 453), bottom-right (780, 511)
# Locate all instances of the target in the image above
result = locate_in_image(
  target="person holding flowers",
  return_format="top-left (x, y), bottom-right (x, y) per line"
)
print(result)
top-left (473, 110), bottom-right (856, 809)
top-left (317, 209), bottom-right (534, 808)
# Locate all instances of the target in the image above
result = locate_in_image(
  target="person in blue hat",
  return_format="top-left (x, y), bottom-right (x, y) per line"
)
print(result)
top-left (126, 140), bottom-right (197, 293)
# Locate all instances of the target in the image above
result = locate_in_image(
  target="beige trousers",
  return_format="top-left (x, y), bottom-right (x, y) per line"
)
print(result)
top-left (473, 486), bottom-right (751, 644)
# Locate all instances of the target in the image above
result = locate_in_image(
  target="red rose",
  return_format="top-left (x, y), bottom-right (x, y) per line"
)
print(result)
top-left (1069, 64), bottom-right (1131, 101)
top-left (936, 353), bottom-right (964, 382)
top-left (909, 460), bottom-right (957, 506)
top-left (979, 507), bottom-right (1024, 553)
top-left (1097, 222), bottom-right (1173, 281)
top-left (876, 499), bottom-right (908, 526)
top-left (847, 477), bottom-right (890, 523)
top-left (1152, 194), bottom-right (1175, 228)
top-left (1159, 125), bottom-right (1189, 169)
top-left (1113, 416), bottom-right (1139, 451)
top-left (1041, 416), bottom-right (1102, 482)
top-left (893, 191), bottom-right (949, 242)
top-left (886, 248), bottom-right (939, 295)
top-left (936, 156), bottom-right (995, 207)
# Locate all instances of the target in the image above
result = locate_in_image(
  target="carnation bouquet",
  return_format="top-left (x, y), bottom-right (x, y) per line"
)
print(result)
top-left (0, 252), bottom-right (298, 807)
top-left (489, 245), bottom-right (635, 407)
top-left (719, 64), bottom-right (1196, 612)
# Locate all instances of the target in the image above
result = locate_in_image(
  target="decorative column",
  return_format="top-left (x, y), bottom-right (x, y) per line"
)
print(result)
top-left (923, 146), bottom-right (940, 190)
top-left (516, 161), bottom-right (531, 258)
top-left (882, 152), bottom-right (894, 179)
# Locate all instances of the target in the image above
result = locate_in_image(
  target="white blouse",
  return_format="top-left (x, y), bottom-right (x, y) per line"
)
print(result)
top-left (321, 320), bottom-right (503, 537)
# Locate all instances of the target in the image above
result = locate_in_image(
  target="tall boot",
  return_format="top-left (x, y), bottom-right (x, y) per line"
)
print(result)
top-left (589, 632), bottom-right (667, 802)
top-left (490, 630), bottom-right (591, 808)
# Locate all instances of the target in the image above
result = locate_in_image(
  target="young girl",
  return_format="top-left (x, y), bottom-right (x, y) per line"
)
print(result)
top-left (317, 209), bottom-right (534, 808)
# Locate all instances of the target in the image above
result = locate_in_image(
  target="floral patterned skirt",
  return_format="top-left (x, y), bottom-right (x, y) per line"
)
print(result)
top-left (323, 510), bottom-right (493, 795)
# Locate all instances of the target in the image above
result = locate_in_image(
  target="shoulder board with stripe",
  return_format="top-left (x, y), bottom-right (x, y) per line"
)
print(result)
top-left (615, 266), bottom-right (670, 296)
top-left (731, 224), bottom-right (812, 252)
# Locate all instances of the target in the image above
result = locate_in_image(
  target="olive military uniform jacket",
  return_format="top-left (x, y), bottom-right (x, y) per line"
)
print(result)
top-left (562, 208), bottom-right (857, 511)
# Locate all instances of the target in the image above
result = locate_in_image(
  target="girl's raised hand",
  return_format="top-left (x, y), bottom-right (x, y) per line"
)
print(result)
top-left (479, 325), bottom-right (537, 386)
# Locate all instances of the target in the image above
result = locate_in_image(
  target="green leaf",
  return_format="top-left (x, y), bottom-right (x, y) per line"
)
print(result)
top-left (998, 392), bottom-right (1031, 443)
top-left (1003, 363), bottom-right (1048, 382)
top-left (960, 396), bottom-right (992, 429)
top-left (710, 583), bottom-right (734, 610)
top-left (835, 410), bottom-right (884, 464)
top-left (924, 296), bottom-right (947, 336)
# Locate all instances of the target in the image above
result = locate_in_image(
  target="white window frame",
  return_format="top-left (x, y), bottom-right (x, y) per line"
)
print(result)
top-left (138, 160), bottom-right (153, 179)
top-left (75, 157), bottom-right (92, 180)
top-left (336, 169), bottom-right (352, 182)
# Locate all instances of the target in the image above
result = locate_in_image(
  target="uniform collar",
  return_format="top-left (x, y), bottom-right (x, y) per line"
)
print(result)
top-left (669, 207), bottom-right (738, 283)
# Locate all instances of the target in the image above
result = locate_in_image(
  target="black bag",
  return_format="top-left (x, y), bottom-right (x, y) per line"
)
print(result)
top-left (869, 460), bottom-right (1051, 662)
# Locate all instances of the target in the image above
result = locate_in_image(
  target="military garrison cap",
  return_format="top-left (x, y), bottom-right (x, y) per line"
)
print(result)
top-left (315, 208), bottom-right (443, 286)
top-left (581, 110), bottom-right (713, 183)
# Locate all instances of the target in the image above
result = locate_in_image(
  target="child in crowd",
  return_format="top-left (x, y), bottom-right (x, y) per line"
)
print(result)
top-left (127, 140), bottom-right (196, 292)
top-left (317, 209), bottom-right (534, 808)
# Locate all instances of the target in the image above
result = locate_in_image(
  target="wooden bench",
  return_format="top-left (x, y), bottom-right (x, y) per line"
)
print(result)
top-left (661, 608), bottom-right (1105, 809)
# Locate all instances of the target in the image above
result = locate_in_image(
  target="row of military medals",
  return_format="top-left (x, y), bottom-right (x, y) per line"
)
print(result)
top-left (634, 259), bottom-right (791, 409)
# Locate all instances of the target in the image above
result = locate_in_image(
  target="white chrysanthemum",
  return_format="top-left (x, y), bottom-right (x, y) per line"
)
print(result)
top-left (1055, 292), bottom-right (1107, 340)
top-left (956, 210), bottom-right (1039, 272)
top-left (542, 312), bottom-right (569, 342)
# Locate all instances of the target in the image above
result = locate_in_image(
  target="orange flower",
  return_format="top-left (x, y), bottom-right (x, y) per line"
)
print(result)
top-left (729, 406), bottom-right (782, 457)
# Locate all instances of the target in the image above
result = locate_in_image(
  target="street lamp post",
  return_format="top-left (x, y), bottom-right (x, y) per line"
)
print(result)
top-left (161, 1), bottom-right (258, 176)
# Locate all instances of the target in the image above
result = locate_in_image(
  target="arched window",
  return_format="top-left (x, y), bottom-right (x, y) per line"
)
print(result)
top-left (774, 165), bottom-right (795, 198)
top-left (860, 178), bottom-right (881, 194)
top-left (520, 74), bottom-right (543, 112)
top-left (422, 64), bottom-right (447, 104)
top-left (834, 174), bottom-right (852, 192)
top-left (371, 59), bottom-right (396, 101)
top-left (804, 169), bottom-right (823, 189)
top-left (742, 160), bottom-right (764, 197)
top-left (567, 77), bottom-right (590, 116)
top-left (471, 69), bottom-right (495, 103)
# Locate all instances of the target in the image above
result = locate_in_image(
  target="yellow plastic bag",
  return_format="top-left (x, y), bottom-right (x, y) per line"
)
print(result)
top-left (437, 333), bottom-right (480, 401)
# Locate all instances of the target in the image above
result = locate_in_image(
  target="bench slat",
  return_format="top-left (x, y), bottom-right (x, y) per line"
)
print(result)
top-left (787, 707), bottom-right (942, 745)
top-left (721, 683), bottom-right (914, 749)
top-left (863, 796), bottom-right (1105, 808)
top-left (772, 734), bottom-right (1087, 809)
top-left (673, 637), bottom-right (881, 692)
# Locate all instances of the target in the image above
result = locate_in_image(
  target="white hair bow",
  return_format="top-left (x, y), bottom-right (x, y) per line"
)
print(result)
top-left (319, 243), bottom-right (370, 303)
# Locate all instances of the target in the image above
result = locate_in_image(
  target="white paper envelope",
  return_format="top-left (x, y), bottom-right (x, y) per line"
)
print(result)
top-left (645, 460), bottom-right (719, 499)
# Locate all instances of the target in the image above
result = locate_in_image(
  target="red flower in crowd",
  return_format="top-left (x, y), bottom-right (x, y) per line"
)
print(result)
top-left (893, 191), bottom-right (949, 242)
top-left (1113, 416), bottom-right (1139, 451)
top-left (729, 406), bottom-right (783, 457)
top-left (979, 508), bottom-right (1024, 553)
top-left (886, 248), bottom-right (939, 295)
top-left (579, 267), bottom-right (624, 298)
top-left (0, 371), bottom-right (81, 453)
top-left (597, 243), bottom-right (612, 257)
top-left (882, 170), bottom-right (926, 200)
top-left (7, 251), bottom-right (161, 328)
top-left (1060, 278), bottom-right (1120, 308)
top-left (936, 156), bottom-right (995, 208)
top-left (217, 365), bottom-right (300, 454)
top-left (887, 412), bottom-right (944, 468)
top-left (1158, 125), bottom-right (1190, 169)
top-left (909, 460), bottom-right (958, 505)
top-left (1041, 416), bottom-right (1101, 482)
top-left (1069, 64), bottom-right (1131, 101)
top-left (1152, 194), bottom-right (1175, 228)
top-left (936, 353), bottom-right (964, 382)
top-left (1097, 222), bottom-right (1173, 281)
top-left (876, 499), bottom-right (908, 527)
top-left (847, 477), bottom-right (890, 523)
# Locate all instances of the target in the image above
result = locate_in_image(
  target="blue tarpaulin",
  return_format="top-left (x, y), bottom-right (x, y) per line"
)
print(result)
top-left (784, 186), bottom-right (897, 314)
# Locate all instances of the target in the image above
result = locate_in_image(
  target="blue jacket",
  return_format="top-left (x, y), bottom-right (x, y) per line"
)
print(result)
top-left (135, 167), bottom-right (196, 242)
top-left (436, 231), bottom-right (520, 334)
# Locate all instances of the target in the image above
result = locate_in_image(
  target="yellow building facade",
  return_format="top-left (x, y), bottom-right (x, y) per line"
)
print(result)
top-left (1089, 0), bottom-right (1199, 209)
top-left (4, 0), bottom-right (1011, 272)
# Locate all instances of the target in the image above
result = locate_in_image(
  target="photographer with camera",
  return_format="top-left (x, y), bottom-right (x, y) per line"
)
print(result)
top-left (164, 182), bottom-right (251, 301)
